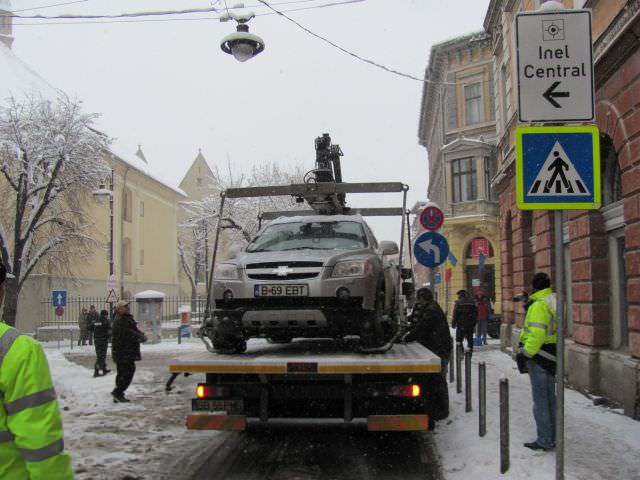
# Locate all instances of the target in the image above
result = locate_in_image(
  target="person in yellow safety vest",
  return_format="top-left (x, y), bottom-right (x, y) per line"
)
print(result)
top-left (0, 259), bottom-right (74, 479)
top-left (516, 271), bottom-right (557, 452)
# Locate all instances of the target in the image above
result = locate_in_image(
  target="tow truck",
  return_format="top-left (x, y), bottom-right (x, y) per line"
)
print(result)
top-left (167, 134), bottom-right (449, 431)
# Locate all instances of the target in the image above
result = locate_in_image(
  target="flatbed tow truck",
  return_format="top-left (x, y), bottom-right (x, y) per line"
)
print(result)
top-left (167, 134), bottom-right (449, 432)
top-left (167, 338), bottom-right (443, 432)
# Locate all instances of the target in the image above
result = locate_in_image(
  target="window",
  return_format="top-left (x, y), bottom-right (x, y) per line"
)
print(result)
top-left (451, 157), bottom-right (477, 203)
top-left (601, 135), bottom-right (622, 206)
top-left (122, 187), bottom-right (132, 222)
top-left (464, 82), bottom-right (484, 125)
top-left (140, 249), bottom-right (144, 266)
top-left (140, 201), bottom-right (144, 217)
top-left (484, 156), bottom-right (496, 200)
top-left (609, 231), bottom-right (628, 349)
top-left (123, 238), bottom-right (132, 274)
top-left (196, 177), bottom-right (203, 187)
top-left (500, 65), bottom-right (509, 126)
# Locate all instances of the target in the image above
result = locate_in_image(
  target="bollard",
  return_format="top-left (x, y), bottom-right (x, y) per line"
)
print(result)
top-left (177, 326), bottom-right (181, 344)
top-left (449, 346), bottom-right (455, 383)
top-left (456, 344), bottom-right (462, 394)
top-left (465, 350), bottom-right (472, 412)
top-left (479, 362), bottom-right (486, 437)
top-left (500, 377), bottom-right (510, 474)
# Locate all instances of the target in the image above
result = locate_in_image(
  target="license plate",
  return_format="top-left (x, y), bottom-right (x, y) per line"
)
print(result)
top-left (192, 398), bottom-right (244, 414)
top-left (254, 284), bottom-right (308, 297)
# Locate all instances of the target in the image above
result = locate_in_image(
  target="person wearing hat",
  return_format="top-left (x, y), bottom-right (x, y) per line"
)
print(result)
top-left (452, 289), bottom-right (477, 354)
top-left (111, 300), bottom-right (146, 403)
top-left (404, 287), bottom-right (452, 426)
top-left (516, 272), bottom-right (558, 451)
top-left (0, 259), bottom-right (74, 478)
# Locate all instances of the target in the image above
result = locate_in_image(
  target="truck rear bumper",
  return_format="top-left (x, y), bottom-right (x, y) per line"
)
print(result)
top-left (185, 414), bottom-right (429, 432)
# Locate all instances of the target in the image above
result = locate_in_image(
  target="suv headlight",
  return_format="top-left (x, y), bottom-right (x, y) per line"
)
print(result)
top-left (332, 260), bottom-right (371, 277)
top-left (214, 263), bottom-right (240, 280)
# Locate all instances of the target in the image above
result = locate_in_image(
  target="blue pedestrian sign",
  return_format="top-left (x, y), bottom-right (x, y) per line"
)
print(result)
top-left (434, 271), bottom-right (442, 285)
top-left (516, 126), bottom-right (600, 210)
top-left (52, 290), bottom-right (67, 307)
top-left (414, 232), bottom-right (449, 268)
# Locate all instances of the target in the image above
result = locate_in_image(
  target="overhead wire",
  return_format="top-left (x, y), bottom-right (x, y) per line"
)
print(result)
top-left (11, 0), bottom-right (89, 13)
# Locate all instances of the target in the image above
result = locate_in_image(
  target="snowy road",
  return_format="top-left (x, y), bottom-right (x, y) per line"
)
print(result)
top-left (59, 342), bottom-right (443, 480)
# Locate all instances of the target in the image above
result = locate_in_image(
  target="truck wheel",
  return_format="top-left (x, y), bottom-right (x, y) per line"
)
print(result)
top-left (213, 336), bottom-right (246, 354)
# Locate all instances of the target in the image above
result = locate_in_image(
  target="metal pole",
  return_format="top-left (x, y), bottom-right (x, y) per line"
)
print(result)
top-left (500, 377), bottom-right (510, 474)
top-left (449, 344), bottom-right (454, 383)
top-left (465, 350), bottom-right (472, 412)
top-left (479, 362), bottom-right (486, 437)
top-left (554, 211), bottom-right (565, 480)
top-left (456, 344), bottom-right (462, 394)
top-left (177, 326), bottom-right (181, 344)
top-left (109, 169), bottom-right (115, 317)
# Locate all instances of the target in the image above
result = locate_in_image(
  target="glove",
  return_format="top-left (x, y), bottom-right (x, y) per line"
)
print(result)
top-left (138, 332), bottom-right (147, 343)
top-left (515, 352), bottom-right (528, 374)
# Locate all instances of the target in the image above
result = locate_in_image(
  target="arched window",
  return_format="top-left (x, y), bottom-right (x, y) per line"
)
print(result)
top-left (122, 187), bottom-right (132, 222)
top-left (600, 134), bottom-right (622, 206)
top-left (123, 238), bottom-right (132, 275)
top-left (465, 237), bottom-right (494, 258)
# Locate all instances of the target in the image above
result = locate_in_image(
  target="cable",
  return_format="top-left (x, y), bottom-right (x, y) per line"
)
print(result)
top-left (256, 0), bottom-right (448, 85)
top-left (11, 0), bottom-right (361, 25)
top-left (11, 0), bottom-right (89, 13)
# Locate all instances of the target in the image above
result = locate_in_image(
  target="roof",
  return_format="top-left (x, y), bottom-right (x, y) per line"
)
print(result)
top-left (0, 41), bottom-right (59, 101)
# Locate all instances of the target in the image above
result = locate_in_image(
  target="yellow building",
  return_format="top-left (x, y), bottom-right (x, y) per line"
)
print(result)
top-left (418, 32), bottom-right (502, 316)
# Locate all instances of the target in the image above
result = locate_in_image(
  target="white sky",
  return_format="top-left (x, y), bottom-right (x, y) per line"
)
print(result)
top-left (10, 0), bottom-right (491, 241)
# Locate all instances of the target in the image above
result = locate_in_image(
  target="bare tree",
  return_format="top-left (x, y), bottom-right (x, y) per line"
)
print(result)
top-left (0, 95), bottom-right (110, 326)
top-left (177, 161), bottom-right (306, 302)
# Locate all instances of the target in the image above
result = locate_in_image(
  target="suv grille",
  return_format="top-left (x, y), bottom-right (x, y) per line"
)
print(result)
top-left (245, 261), bottom-right (324, 281)
top-left (248, 273), bottom-right (318, 280)
top-left (246, 261), bottom-right (323, 268)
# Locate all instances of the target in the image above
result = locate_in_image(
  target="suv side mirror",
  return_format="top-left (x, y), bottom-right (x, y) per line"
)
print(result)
top-left (379, 240), bottom-right (399, 255)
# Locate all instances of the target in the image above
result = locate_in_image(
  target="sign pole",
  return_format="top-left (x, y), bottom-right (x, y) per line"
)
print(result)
top-left (554, 211), bottom-right (565, 480)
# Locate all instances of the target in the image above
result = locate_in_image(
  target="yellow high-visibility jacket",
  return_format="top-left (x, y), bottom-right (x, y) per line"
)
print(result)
top-left (0, 323), bottom-right (73, 479)
top-left (520, 287), bottom-right (557, 358)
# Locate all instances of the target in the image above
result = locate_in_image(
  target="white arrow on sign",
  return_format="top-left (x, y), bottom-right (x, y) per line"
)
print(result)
top-left (57, 293), bottom-right (63, 305)
top-left (418, 239), bottom-right (441, 265)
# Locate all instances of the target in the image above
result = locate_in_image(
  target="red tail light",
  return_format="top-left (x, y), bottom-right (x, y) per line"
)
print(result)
top-left (196, 384), bottom-right (229, 398)
top-left (387, 384), bottom-right (421, 397)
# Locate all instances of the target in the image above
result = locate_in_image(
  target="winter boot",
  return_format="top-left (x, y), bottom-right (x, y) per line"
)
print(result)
top-left (93, 367), bottom-right (101, 378)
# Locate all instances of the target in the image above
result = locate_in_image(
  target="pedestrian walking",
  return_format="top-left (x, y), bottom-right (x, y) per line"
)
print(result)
top-left (91, 309), bottom-right (112, 377)
top-left (86, 305), bottom-right (98, 346)
top-left (78, 307), bottom-right (89, 346)
top-left (452, 289), bottom-right (477, 354)
top-left (404, 287), bottom-right (452, 425)
top-left (475, 294), bottom-right (491, 345)
top-left (516, 272), bottom-right (557, 452)
top-left (111, 300), bottom-right (146, 403)
top-left (0, 259), bottom-right (74, 479)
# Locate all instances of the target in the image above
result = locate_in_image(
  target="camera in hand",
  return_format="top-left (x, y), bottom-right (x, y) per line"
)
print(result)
top-left (513, 292), bottom-right (529, 302)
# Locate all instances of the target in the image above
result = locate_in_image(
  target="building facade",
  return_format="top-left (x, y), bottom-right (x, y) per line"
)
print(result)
top-left (484, 0), bottom-right (640, 418)
top-left (418, 32), bottom-right (502, 316)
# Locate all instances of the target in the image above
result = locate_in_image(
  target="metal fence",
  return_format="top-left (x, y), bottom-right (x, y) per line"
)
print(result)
top-left (39, 295), bottom-right (208, 329)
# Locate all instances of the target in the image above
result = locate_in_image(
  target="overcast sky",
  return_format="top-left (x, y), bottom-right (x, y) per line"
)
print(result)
top-left (11, 0), bottom-right (490, 241)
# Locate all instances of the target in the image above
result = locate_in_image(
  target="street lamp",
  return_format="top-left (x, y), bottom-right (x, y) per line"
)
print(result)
top-left (220, 12), bottom-right (265, 62)
top-left (92, 170), bottom-right (115, 306)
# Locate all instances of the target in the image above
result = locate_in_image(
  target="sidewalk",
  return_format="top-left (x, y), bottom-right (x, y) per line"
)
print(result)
top-left (435, 340), bottom-right (640, 480)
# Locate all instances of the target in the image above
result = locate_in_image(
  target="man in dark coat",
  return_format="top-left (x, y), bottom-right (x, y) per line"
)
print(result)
top-left (86, 305), bottom-right (98, 346)
top-left (111, 300), bottom-right (146, 403)
top-left (452, 289), bottom-right (478, 354)
top-left (90, 309), bottom-right (112, 377)
top-left (404, 287), bottom-right (452, 424)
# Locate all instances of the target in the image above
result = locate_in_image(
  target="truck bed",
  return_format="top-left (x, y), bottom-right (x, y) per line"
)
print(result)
top-left (168, 339), bottom-right (441, 375)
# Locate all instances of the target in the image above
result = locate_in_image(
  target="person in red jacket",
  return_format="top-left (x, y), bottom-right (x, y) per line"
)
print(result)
top-left (475, 294), bottom-right (492, 345)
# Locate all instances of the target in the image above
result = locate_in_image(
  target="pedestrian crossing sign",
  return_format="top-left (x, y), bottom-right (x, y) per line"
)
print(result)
top-left (516, 126), bottom-right (600, 210)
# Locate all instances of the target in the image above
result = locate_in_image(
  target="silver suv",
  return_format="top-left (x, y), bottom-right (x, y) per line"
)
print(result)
top-left (210, 214), bottom-right (400, 352)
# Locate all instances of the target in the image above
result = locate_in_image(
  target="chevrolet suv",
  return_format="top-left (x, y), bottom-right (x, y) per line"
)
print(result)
top-left (208, 214), bottom-right (400, 353)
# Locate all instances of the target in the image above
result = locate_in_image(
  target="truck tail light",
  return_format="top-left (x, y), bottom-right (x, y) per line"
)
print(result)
top-left (196, 384), bottom-right (229, 398)
top-left (387, 384), bottom-right (421, 398)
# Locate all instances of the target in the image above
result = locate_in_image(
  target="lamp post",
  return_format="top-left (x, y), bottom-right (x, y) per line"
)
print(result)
top-left (93, 169), bottom-right (115, 311)
top-left (220, 12), bottom-right (265, 62)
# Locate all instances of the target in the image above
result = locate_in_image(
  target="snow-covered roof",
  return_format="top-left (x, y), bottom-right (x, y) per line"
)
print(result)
top-left (134, 290), bottom-right (166, 300)
top-left (108, 140), bottom-right (187, 198)
top-left (0, 41), bottom-right (60, 102)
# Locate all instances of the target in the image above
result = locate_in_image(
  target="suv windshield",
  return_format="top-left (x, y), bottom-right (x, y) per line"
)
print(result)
top-left (247, 221), bottom-right (368, 252)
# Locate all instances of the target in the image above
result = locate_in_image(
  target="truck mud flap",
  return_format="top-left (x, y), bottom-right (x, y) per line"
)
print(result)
top-left (186, 414), bottom-right (247, 431)
top-left (367, 415), bottom-right (429, 432)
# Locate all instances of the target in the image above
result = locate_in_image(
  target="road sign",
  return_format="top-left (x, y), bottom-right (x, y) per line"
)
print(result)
top-left (419, 206), bottom-right (444, 231)
top-left (515, 9), bottom-right (593, 122)
top-left (107, 275), bottom-right (117, 291)
top-left (52, 290), bottom-right (67, 307)
top-left (516, 126), bottom-right (600, 210)
top-left (434, 271), bottom-right (442, 285)
top-left (55, 306), bottom-right (64, 317)
top-left (106, 289), bottom-right (119, 303)
top-left (413, 232), bottom-right (449, 268)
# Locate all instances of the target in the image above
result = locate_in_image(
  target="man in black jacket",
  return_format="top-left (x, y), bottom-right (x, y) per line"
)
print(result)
top-left (452, 289), bottom-right (477, 354)
top-left (91, 309), bottom-right (112, 377)
top-left (111, 300), bottom-right (146, 403)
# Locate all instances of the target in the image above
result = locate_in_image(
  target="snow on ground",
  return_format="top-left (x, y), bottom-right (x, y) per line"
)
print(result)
top-left (42, 337), bottom-right (640, 479)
